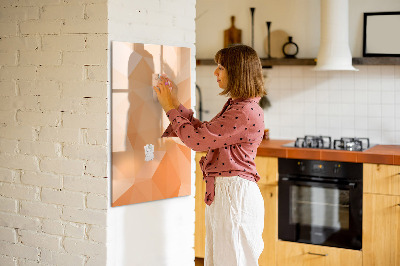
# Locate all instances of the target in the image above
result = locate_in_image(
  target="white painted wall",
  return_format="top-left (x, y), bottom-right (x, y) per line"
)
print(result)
top-left (196, 0), bottom-right (400, 58)
top-left (197, 0), bottom-right (319, 58)
top-left (107, 1), bottom-right (197, 266)
top-left (196, 0), bottom-right (400, 145)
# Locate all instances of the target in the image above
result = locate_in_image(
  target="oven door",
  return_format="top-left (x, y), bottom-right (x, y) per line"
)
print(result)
top-left (278, 176), bottom-right (362, 250)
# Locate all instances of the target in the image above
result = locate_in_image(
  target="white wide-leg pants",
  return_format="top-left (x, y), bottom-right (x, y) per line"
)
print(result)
top-left (205, 176), bottom-right (265, 266)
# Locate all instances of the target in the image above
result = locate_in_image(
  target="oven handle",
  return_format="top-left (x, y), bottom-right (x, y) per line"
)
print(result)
top-left (280, 177), bottom-right (357, 189)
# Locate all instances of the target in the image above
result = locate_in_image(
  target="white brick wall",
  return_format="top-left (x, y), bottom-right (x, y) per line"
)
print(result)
top-left (0, 0), bottom-right (108, 265)
top-left (1, 0), bottom-right (198, 264)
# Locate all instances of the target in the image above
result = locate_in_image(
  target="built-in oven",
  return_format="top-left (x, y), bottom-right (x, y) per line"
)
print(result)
top-left (278, 158), bottom-right (363, 250)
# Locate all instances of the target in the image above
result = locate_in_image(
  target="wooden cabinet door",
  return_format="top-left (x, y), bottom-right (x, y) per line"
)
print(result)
top-left (195, 152), bottom-right (207, 258)
top-left (255, 156), bottom-right (278, 186)
top-left (363, 193), bottom-right (400, 266)
top-left (364, 164), bottom-right (400, 196)
top-left (277, 241), bottom-right (362, 266)
top-left (259, 185), bottom-right (278, 266)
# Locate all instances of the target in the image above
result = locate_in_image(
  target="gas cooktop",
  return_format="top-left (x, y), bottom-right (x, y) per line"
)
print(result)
top-left (282, 135), bottom-right (375, 151)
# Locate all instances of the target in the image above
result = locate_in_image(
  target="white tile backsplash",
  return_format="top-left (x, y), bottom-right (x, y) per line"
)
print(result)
top-left (316, 89), bottom-right (329, 103)
top-left (368, 117), bottom-right (381, 131)
top-left (367, 105), bottom-right (382, 118)
top-left (395, 118), bottom-right (400, 131)
top-left (341, 89), bottom-right (355, 104)
top-left (355, 104), bottom-right (368, 117)
top-left (355, 91), bottom-right (368, 104)
top-left (382, 90), bottom-right (395, 104)
top-left (395, 66), bottom-right (400, 78)
top-left (381, 66), bottom-right (395, 77)
top-left (292, 77), bottom-right (305, 90)
top-left (396, 89), bottom-right (400, 104)
top-left (367, 77), bottom-right (381, 91)
top-left (342, 117), bottom-right (355, 129)
top-left (316, 103), bottom-right (329, 116)
top-left (355, 117), bottom-right (368, 130)
top-left (367, 91), bottom-right (381, 105)
top-left (382, 78), bottom-right (395, 91)
top-left (329, 103), bottom-right (341, 116)
top-left (396, 106), bottom-right (400, 118)
top-left (383, 131), bottom-right (396, 144)
top-left (368, 130), bottom-right (382, 143)
top-left (196, 65), bottom-right (400, 144)
top-left (341, 104), bottom-right (355, 116)
top-left (382, 117), bottom-right (396, 131)
top-left (316, 116), bottom-right (330, 128)
top-left (382, 105), bottom-right (395, 118)
top-left (329, 88), bottom-right (342, 103)
top-left (304, 102), bottom-right (316, 115)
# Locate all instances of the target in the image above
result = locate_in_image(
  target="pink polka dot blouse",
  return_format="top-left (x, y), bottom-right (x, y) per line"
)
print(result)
top-left (161, 97), bottom-right (265, 205)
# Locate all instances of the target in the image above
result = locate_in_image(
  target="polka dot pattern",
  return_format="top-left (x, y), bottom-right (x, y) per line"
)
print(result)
top-left (162, 97), bottom-right (264, 206)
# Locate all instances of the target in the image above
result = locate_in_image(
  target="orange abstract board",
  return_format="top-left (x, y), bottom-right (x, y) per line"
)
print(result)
top-left (111, 42), bottom-right (191, 207)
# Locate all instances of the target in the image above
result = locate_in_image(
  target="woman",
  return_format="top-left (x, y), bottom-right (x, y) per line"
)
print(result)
top-left (153, 44), bottom-right (266, 266)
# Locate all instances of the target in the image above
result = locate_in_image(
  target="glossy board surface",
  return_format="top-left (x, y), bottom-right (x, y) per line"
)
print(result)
top-left (111, 42), bottom-right (191, 206)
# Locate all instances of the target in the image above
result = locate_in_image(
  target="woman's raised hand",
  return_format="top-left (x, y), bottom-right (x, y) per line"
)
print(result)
top-left (153, 76), bottom-right (175, 113)
top-left (160, 75), bottom-right (180, 108)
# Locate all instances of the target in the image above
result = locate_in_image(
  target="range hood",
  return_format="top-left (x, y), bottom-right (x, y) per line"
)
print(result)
top-left (314, 0), bottom-right (358, 71)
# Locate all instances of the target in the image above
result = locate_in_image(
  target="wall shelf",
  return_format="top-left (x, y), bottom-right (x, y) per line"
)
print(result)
top-left (352, 57), bottom-right (400, 65)
top-left (196, 57), bottom-right (400, 67)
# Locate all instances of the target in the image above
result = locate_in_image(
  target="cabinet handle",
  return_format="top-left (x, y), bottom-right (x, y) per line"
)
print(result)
top-left (307, 252), bottom-right (328, 256)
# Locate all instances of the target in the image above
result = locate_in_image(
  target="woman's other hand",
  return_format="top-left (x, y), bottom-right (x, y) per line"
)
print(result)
top-left (153, 78), bottom-right (175, 113)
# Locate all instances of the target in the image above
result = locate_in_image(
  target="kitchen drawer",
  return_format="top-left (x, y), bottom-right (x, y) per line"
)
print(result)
top-left (276, 241), bottom-right (362, 266)
top-left (258, 185), bottom-right (278, 266)
top-left (255, 156), bottom-right (278, 186)
top-left (364, 164), bottom-right (400, 196)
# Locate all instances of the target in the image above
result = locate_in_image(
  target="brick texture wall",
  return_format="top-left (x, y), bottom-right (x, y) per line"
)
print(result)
top-left (0, 0), bottom-right (108, 265)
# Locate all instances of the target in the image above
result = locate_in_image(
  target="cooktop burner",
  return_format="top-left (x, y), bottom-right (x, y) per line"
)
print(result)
top-left (295, 135), bottom-right (331, 149)
top-left (333, 137), bottom-right (370, 151)
top-left (283, 136), bottom-right (373, 151)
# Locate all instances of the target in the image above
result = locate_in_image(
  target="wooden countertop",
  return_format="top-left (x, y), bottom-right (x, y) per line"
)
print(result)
top-left (256, 139), bottom-right (400, 165)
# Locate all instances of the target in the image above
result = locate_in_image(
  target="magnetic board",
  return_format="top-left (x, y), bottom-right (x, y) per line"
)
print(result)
top-left (111, 42), bottom-right (191, 207)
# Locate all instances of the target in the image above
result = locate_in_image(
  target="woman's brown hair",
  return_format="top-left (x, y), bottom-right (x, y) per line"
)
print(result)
top-left (214, 44), bottom-right (266, 99)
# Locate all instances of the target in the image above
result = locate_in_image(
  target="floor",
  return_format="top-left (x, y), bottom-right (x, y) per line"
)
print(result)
top-left (195, 257), bottom-right (204, 266)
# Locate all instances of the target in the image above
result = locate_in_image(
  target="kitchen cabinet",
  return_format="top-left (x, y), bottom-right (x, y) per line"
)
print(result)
top-left (276, 241), bottom-right (362, 266)
top-left (363, 193), bottom-right (400, 266)
top-left (258, 184), bottom-right (278, 266)
top-left (255, 156), bottom-right (278, 186)
top-left (363, 164), bottom-right (400, 266)
top-left (363, 163), bottom-right (400, 196)
top-left (195, 157), bottom-right (400, 265)
top-left (255, 156), bottom-right (278, 266)
top-left (195, 152), bottom-right (207, 258)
